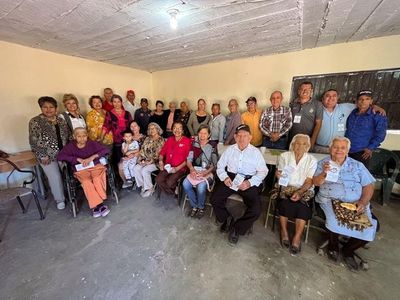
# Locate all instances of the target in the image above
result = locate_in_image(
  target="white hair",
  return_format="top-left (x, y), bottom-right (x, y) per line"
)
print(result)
top-left (329, 136), bottom-right (351, 151)
top-left (289, 134), bottom-right (311, 152)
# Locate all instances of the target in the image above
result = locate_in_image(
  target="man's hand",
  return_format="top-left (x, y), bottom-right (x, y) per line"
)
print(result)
top-left (224, 177), bottom-right (232, 187)
top-left (238, 180), bottom-right (251, 191)
top-left (322, 161), bottom-right (330, 174)
top-left (290, 192), bottom-right (302, 202)
top-left (371, 105), bottom-right (386, 116)
top-left (362, 149), bottom-right (373, 160)
top-left (270, 132), bottom-right (280, 142)
top-left (275, 170), bottom-right (282, 179)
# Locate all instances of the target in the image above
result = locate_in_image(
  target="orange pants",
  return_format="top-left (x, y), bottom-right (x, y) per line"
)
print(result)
top-left (74, 164), bottom-right (107, 209)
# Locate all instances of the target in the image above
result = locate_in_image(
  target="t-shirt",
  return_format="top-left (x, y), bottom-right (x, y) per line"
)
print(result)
top-left (289, 98), bottom-right (323, 140)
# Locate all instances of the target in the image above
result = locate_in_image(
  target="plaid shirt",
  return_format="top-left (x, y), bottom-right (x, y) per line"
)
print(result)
top-left (259, 106), bottom-right (292, 137)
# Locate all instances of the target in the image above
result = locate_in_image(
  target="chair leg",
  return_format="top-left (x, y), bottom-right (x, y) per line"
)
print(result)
top-left (182, 195), bottom-right (187, 213)
top-left (265, 197), bottom-right (273, 228)
top-left (304, 219), bottom-right (310, 243)
top-left (16, 196), bottom-right (26, 213)
top-left (31, 190), bottom-right (45, 220)
top-left (272, 202), bottom-right (278, 232)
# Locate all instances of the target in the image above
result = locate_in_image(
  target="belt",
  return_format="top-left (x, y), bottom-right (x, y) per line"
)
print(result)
top-left (227, 171), bottom-right (253, 180)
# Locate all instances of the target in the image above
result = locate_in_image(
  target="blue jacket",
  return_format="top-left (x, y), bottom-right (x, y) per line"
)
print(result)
top-left (345, 107), bottom-right (387, 153)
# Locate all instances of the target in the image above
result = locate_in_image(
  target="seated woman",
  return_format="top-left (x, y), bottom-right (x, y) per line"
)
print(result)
top-left (60, 93), bottom-right (86, 133)
top-left (272, 134), bottom-right (317, 254)
top-left (156, 121), bottom-right (191, 202)
top-left (134, 122), bottom-right (165, 197)
top-left (183, 125), bottom-right (218, 218)
top-left (57, 127), bottom-right (111, 218)
top-left (313, 136), bottom-right (376, 271)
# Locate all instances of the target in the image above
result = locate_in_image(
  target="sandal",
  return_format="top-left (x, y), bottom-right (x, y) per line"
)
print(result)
top-left (189, 208), bottom-right (198, 217)
top-left (196, 209), bottom-right (205, 219)
top-left (289, 243), bottom-right (302, 255)
top-left (280, 239), bottom-right (290, 249)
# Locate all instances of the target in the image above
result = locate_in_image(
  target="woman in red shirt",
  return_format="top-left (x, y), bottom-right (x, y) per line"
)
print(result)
top-left (157, 121), bottom-right (191, 199)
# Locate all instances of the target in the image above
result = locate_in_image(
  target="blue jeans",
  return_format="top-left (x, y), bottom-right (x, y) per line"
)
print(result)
top-left (183, 177), bottom-right (207, 209)
top-left (263, 136), bottom-right (288, 150)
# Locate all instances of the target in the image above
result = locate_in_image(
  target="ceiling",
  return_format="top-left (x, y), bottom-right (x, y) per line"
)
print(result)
top-left (0, 0), bottom-right (399, 72)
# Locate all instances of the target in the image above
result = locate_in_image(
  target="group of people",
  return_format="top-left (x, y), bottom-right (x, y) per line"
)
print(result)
top-left (28, 83), bottom-right (388, 271)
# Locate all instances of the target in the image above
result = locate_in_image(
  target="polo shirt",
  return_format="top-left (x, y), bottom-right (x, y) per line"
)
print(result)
top-left (241, 109), bottom-right (263, 146)
top-left (159, 136), bottom-right (191, 168)
top-left (345, 107), bottom-right (387, 153)
top-left (317, 103), bottom-right (354, 146)
top-left (289, 98), bottom-right (323, 140)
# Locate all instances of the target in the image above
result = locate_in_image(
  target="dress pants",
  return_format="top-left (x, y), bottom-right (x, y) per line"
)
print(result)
top-left (156, 170), bottom-right (185, 195)
top-left (211, 183), bottom-right (261, 235)
top-left (133, 163), bottom-right (158, 191)
top-left (40, 161), bottom-right (65, 204)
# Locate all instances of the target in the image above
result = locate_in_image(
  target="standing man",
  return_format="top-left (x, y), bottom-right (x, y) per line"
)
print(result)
top-left (259, 91), bottom-right (292, 150)
top-left (345, 90), bottom-right (387, 167)
top-left (211, 124), bottom-right (268, 245)
top-left (224, 99), bottom-right (242, 145)
top-left (209, 103), bottom-right (226, 147)
top-left (134, 98), bottom-right (152, 135)
top-left (165, 102), bottom-right (180, 137)
top-left (289, 82), bottom-right (323, 150)
top-left (123, 90), bottom-right (138, 119)
top-left (102, 87), bottom-right (114, 112)
top-left (241, 96), bottom-right (263, 147)
top-left (315, 89), bottom-right (386, 154)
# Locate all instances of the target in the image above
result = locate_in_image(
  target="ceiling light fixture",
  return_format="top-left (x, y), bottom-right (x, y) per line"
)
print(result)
top-left (168, 9), bottom-right (179, 30)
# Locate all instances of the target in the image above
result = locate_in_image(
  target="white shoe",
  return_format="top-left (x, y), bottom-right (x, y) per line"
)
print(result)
top-left (122, 180), bottom-right (133, 189)
top-left (57, 202), bottom-right (65, 210)
top-left (142, 188), bottom-right (154, 198)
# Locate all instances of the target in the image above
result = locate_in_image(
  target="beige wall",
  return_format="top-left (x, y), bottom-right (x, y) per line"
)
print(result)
top-left (0, 41), bottom-right (152, 153)
top-left (153, 35), bottom-right (400, 150)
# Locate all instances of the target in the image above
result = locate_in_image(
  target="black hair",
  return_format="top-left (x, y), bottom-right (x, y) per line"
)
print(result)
top-left (299, 81), bottom-right (314, 89)
top-left (197, 124), bottom-right (210, 135)
top-left (38, 96), bottom-right (58, 108)
top-left (88, 95), bottom-right (103, 108)
top-left (122, 129), bottom-right (133, 136)
top-left (111, 94), bottom-right (123, 102)
top-left (156, 100), bottom-right (164, 107)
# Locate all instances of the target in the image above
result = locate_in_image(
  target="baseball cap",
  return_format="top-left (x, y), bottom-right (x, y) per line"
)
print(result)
top-left (235, 124), bottom-right (251, 134)
top-left (357, 90), bottom-right (373, 98)
top-left (127, 89), bottom-right (135, 96)
top-left (246, 96), bottom-right (257, 104)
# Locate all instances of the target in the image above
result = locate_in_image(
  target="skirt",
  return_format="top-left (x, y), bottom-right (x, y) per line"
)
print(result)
top-left (278, 198), bottom-right (312, 221)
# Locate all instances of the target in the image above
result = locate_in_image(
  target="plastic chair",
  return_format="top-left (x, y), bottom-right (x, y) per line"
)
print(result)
top-left (369, 148), bottom-right (400, 205)
top-left (0, 157), bottom-right (44, 220)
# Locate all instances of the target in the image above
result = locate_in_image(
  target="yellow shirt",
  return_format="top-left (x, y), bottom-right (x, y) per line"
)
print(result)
top-left (241, 109), bottom-right (263, 146)
top-left (86, 110), bottom-right (113, 145)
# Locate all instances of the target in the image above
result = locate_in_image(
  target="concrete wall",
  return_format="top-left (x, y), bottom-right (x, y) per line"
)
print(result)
top-left (0, 41), bottom-right (153, 153)
top-left (152, 35), bottom-right (400, 150)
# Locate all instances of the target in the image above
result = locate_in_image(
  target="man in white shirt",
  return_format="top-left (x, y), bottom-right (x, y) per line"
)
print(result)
top-left (123, 89), bottom-right (138, 119)
top-left (211, 124), bottom-right (268, 245)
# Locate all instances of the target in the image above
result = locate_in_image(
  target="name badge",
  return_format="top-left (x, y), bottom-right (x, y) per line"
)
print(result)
top-left (293, 115), bottom-right (302, 124)
top-left (337, 123), bottom-right (345, 132)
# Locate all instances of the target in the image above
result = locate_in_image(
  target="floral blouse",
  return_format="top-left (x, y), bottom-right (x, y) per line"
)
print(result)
top-left (86, 109), bottom-right (113, 145)
top-left (138, 136), bottom-right (165, 166)
top-left (29, 114), bottom-right (70, 161)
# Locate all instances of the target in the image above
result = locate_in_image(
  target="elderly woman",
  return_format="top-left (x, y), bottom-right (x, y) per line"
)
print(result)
top-left (60, 93), bottom-right (86, 133)
top-left (183, 125), bottom-right (218, 218)
top-left (29, 96), bottom-right (70, 210)
top-left (86, 95), bottom-right (113, 146)
top-left (313, 136), bottom-right (376, 271)
top-left (101, 94), bottom-right (132, 171)
top-left (224, 99), bottom-right (242, 145)
top-left (272, 134), bottom-right (317, 254)
top-left (57, 128), bottom-right (110, 217)
top-left (156, 121), bottom-right (191, 200)
top-left (187, 99), bottom-right (211, 137)
top-left (134, 123), bottom-right (165, 197)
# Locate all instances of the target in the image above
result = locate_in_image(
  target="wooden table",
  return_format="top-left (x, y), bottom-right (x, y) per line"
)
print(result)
top-left (0, 150), bottom-right (45, 197)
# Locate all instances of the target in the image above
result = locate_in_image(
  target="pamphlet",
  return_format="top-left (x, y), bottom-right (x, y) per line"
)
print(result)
top-left (75, 161), bottom-right (95, 171)
top-left (326, 160), bottom-right (341, 182)
top-left (230, 174), bottom-right (245, 191)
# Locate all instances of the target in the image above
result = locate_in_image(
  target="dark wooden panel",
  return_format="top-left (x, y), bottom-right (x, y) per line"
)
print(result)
top-left (291, 68), bottom-right (400, 129)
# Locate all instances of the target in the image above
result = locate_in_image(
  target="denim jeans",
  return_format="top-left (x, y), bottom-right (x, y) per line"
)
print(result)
top-left (263, 136), bottom-right (288, 150)
top-left (183, 177), bottom-right (207, 209)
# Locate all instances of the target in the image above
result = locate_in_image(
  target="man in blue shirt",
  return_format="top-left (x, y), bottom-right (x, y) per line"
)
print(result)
top-left (345, 90), bottom-right (388, 167)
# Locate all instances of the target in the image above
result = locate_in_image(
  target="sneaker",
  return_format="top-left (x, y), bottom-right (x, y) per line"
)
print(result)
top-left (57, 202), bottom-right (65, 210)
top-left (92, 208), bottom-right (102, 218)
top-left (122, 180), bottom-right (133, 189)
top-left (99, 205), bottom-right (110, 217)
top-left (142, 187), bottom-right (155, 198)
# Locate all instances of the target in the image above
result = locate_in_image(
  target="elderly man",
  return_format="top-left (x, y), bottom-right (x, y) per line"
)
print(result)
top-left (315, 89), bottom-right (386, 154)
top-left (165, 101), bottom-right (181, 137)
top-left (211, 124), bottom-right (268, 245)
top-left (134, 98), bottom-right (152, 135)
top-left (102, 87), bottom-right (114, 112)
top-left (345, 90), bottom-right (387, 167)
top-left (289, 82), bottom-right (323, 150)
top-left (209, 103), bottom-right (226, 147)
top-left (260, 91), bottom-right (292, 150)
top-left (241, 96), bottom-right (263, 147)
top-left (123, 89), bottom-right (138, 118)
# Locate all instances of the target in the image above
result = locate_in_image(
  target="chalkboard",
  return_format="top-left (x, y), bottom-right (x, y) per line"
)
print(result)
top-left (291, 68), bottom-right (400, 129)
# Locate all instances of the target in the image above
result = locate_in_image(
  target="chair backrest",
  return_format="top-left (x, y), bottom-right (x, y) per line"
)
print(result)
top-left (369, 148), bottom-right (400, 180)
top-left (0, 157), bottom-right (36, 188)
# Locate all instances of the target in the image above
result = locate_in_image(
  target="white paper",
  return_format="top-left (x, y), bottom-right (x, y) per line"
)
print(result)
top-left (293, 115), bottom-right (302, 123)
top-left (75, 161), bottom-right (95, 171)
top-left (99, 157), bottom-right (107, 165)
top-left (164, 164), bottom-right (172, 173)
top-left (230, 174), bottom-right (245, 191)
top-left (278, 165), bottom-right (295, 187)
top-left (325, 161), bottom-right (341, 182)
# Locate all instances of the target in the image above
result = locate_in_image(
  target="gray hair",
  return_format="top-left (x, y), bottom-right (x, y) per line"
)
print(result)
top-left (72, 127), bottom-right (87, 136)
top-left (329, 136), bottom-right (351, 151)
top-left (147, 122), bottom-right (163, 136)
top-left (289, 134), bottom-right (311, 152)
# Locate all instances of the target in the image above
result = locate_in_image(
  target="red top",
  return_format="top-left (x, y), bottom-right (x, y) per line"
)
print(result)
top-left (160, 136), bottom-right (191, 170)
top-left (102, 100), bottom-right (114, 112)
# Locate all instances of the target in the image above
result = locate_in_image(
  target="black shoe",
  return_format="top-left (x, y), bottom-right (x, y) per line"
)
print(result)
top-left (343, 255), bottom-right (359, 271)
top-left (220, 217), bottom-right (232, 233)
top-left (196, 209), bottom-right (205, 219)
top-left (228, 228), bottom-right (239, 245)
top-left (189, 208), bottom-right (198, 217)
top-left (280, 239), bottom-right (290, 249)
top-left (289, 244), bottom-right (301, 255)
top-left (327, 250), bottom-right (339, 262)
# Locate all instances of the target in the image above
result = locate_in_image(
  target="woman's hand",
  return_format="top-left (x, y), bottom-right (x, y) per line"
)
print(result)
top-left (170, 167), bottom-right (176, 174)
top-left (290, 192), bottom-right (302, 202)
top-left (159, 161), bottom-right (164, 171)
top-left (41, 156), bottom-right (51, 165)
top-left (189, 169), bottom-right (197, 179)
top-left (322, 161), bottom-right (330, 174)
top-left (356, 200), bottom-right (367, 215)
